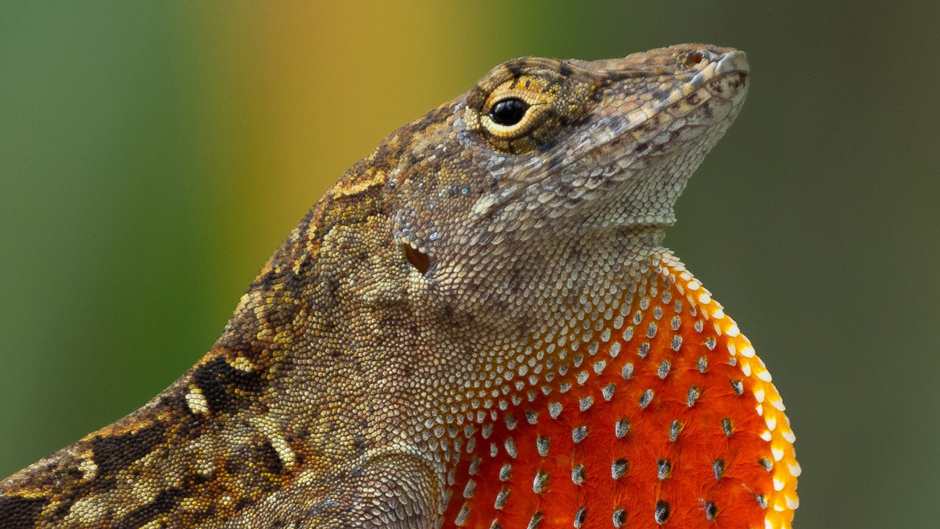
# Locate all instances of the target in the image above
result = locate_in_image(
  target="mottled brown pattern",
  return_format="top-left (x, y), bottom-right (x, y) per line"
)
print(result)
top-left (1, 44), bottom-right (796, 529)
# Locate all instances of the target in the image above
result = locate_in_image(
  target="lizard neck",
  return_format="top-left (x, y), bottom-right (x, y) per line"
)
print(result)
top-left (435, 224), bottom-right (668, 335)
top-left (416, 225), bottom-right (671, 427)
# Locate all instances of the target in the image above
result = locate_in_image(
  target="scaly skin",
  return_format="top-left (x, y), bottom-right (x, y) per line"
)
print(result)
top-left (0, 44), bottom-right (798, 529)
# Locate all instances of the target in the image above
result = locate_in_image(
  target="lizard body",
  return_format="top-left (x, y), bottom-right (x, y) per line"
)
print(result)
top-left (0, 44), bottom-right (799, 529)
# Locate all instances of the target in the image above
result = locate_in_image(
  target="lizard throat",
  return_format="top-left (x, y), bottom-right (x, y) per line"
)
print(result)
top-left (437, 252), bottom-right (798, 529)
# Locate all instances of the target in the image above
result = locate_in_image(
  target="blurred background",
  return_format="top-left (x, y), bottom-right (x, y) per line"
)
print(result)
top-left (1, 1), bottom-right (938, 527)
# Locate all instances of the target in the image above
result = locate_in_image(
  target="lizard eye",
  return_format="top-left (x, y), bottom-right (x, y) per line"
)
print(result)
top-left (474, 77), bottom-right (567, 153)
top-left (488, 98), bottom-right (529, 126)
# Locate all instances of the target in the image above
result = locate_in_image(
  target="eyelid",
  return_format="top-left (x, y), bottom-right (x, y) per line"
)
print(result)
top-left (481, 87), bottom-right (550, 138)
top-left (482, 87), bottom-right (546, 115)
top-left (483, 105), bottom-right (548, 138)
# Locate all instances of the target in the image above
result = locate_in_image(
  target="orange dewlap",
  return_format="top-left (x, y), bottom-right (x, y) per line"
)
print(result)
top-left (442, 254), bottom-right (799, 529)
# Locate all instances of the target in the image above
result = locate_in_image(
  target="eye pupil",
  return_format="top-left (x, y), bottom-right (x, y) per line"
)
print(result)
top-left (489, 98), bottom-right (529, 126)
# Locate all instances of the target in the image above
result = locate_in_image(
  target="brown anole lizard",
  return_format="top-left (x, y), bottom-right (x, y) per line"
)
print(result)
top-left (0, 44), bottom-right (799, 529)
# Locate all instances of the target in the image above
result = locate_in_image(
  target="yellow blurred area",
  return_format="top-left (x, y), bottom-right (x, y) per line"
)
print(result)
top-left (184, 2), bottom-right (474, 278)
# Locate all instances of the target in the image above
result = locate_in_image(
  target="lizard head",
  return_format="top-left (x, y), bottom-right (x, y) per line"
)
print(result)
top-left (386, 44), bottom-right (748, 267)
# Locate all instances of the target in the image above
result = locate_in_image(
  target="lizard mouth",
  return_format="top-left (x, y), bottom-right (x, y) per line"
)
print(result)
top-left (558, 50), bottom-right (751, 229)
top-left (595, 49), bottom-right (749, 133)
top-left (583, 50), bottom-right (750, 171)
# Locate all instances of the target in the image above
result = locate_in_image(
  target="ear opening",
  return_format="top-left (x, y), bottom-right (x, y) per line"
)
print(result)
top-left (401, 243), bottom-right (431, 275)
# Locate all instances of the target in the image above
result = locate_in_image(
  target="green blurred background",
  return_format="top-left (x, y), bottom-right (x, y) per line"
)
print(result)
top-left (2, 1), bottom-right (938, 527)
